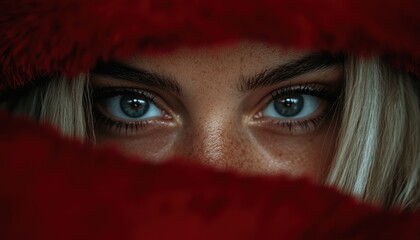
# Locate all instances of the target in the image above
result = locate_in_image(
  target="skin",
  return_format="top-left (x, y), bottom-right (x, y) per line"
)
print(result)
top-left (90, 42), bottom-right (343, 182)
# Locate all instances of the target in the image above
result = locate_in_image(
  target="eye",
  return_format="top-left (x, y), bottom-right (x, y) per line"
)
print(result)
top-left (263, 94), bottom-right (321, 119)
top-left (91, 87), bottom-right (172, 136)
top-left (254, 84), bottom-right (339, 134)
top-left (101, 93), bottom-right (162, 121)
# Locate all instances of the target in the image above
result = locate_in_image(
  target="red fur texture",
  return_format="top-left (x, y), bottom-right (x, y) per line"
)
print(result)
top-left (1, 1), bottom-right (420, 238)
top-left (1, 111), bottom-right (420, 239)
top-left (0, 0), bottom-right (419, 89)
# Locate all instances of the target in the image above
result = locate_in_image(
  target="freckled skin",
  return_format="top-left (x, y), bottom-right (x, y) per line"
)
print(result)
top-left (93, 42), bottom-right (342, 182)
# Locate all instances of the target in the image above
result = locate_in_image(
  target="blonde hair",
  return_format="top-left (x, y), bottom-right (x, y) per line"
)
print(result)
top-left (326, 57), bottom-right (420, 210)
top-left (2, 57), bottom-right (420, 209)
top-left (1, 75), bottom-right (92, 139)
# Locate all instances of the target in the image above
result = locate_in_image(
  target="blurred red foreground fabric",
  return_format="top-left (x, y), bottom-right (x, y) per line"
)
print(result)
top-left (0, 111), bottom-right (419, 239)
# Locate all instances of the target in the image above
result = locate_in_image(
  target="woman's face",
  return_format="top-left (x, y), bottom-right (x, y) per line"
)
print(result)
top-left (91, 42), bottom-right (343, 182)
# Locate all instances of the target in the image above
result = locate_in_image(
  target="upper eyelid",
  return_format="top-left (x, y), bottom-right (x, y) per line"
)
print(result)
top-left (269, 83), bottom-right (338, 100)
top-left (91, 87), bottom-right (157, 101)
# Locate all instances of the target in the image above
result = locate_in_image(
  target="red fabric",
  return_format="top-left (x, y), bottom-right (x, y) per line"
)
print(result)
top-left (1, 1), bottom-right (420, 238)
top-left (1, 112), bottom-right (420, 239)
top-left (1, 0), bottom-right (420, 89)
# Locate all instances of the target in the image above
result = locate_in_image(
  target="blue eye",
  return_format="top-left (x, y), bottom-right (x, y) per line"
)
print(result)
top-left (102, 93), bottom-right (162, 120)
top-left (263, 94), bottom-right (321, 119)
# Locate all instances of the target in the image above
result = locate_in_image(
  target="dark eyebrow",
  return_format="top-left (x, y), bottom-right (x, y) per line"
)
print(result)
top-left (91, 61), bottom-right (182, 95)
top-left (240, 52), bottom-right (344, 92)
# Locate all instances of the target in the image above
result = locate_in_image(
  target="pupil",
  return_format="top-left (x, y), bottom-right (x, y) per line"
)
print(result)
top-left (274, 95), bottom-right (304, 117)
top-left (120, 95), bottom-right (149, 118)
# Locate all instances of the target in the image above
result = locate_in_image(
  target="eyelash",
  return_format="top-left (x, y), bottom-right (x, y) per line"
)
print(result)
top-left (91, 87), bottom-right (165, 136)
top-left (259, 83), bottom-right (340, 133)
top-left (270, 84), bottom-right (337, 100)
top-left (91, 84), bottom-right (340, 136)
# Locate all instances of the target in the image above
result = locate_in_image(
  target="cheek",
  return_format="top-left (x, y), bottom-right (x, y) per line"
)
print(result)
top-left (249, 124), bottom-right (339, 182)
top-left (95, 128), bottom-right (338, 182)
top-left (94, 118), bottom-right (339, 182)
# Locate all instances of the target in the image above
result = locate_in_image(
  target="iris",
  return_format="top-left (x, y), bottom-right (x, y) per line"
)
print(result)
top-left (120, 95), bottom-right (149, 118)
top-left (273, 95), bottom-right (304, 117)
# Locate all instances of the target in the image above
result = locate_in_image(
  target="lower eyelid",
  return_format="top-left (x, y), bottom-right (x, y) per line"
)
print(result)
top-left (252, 96), bottom-right (333, 134)
top-left (252, 110), bottom-right (330, 135)
top-left (93, 108), bottom-right (174, 137)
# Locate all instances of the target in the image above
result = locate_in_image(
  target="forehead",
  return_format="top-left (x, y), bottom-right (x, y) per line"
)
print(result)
top-left (127, 42), bottom-right (308, 83)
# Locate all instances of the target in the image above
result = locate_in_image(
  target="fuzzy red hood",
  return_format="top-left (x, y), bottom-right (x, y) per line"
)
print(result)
top-left (0, 0), bottom-right (419, 90)
top-left (1, 0), bottom-right (420, 239)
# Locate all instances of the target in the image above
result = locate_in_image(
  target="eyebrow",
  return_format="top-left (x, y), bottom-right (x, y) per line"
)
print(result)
top-left (91, 61), bottom-right (182, 95)
top-left (239, 52), bottom-right (344, 92)
top-left (92, 53), bottom-right (343, 95)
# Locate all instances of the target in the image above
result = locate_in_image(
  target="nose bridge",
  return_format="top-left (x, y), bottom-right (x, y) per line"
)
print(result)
top-left (182, 114), bottom-right (246, 169)
top-left (173, 54), bottom-right (250, 168)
